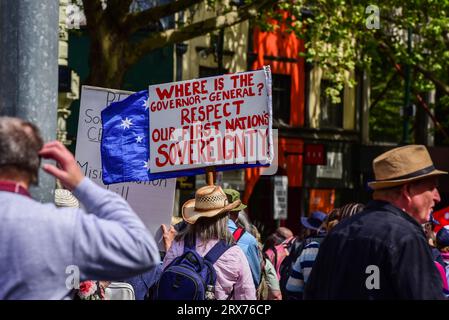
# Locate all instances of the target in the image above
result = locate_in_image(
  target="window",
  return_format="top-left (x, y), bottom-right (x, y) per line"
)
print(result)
top-left (199, 66), bottom-right (228, 78)
top-left (272, 74), bottom-right (291, 126)
top-left (319, 80), bottom-right (343, 128)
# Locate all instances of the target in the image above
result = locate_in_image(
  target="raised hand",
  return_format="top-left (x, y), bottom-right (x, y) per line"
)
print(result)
top-left (39, 141), bottom-right (84, 191)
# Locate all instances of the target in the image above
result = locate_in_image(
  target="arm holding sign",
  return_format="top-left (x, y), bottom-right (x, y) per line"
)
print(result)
top-left (40, 141), bottom-right (160, 280)
top-left (161, 224), bottom-right (177, 252)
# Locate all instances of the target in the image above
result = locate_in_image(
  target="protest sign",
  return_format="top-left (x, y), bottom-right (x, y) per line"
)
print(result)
top-left (273, 176), bottom-right (288, 220)
top-left (76, 86), bottom-right (176, 250)
top-left (148, 67), bottom-right (273, 173)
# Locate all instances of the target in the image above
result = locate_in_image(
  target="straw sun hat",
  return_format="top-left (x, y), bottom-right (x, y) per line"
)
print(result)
top-left (368, 145), bottom-right (447, 190)
top-left (182, 185), bottom-right (241, 224)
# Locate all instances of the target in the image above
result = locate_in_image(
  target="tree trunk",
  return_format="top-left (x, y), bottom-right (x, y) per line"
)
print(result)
top-left (85, 28), bottom-right (129, 89)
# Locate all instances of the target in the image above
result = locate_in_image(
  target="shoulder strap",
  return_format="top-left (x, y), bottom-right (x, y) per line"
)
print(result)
top-left (291, 240), bottom-right (305, 260)
top-left (272, 246), bottom-right (279, 270)
top-left (232, 227), bottom-right (245, 242)
top-left (204, 240), bottom-right (232, 265)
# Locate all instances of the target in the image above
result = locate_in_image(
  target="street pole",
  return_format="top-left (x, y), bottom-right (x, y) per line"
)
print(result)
top-left (403, 28), bottom-right (412, 144)
top-left (0, 0), bottom-right (59, 202)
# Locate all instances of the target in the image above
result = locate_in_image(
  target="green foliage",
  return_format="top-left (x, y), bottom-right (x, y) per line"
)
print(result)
top-left (257, 0), bottom-right (449, 141)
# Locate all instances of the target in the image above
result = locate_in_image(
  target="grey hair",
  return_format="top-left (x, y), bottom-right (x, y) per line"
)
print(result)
top-left (236, 210), bottom-right (252, 232)
top-left (176, 212), bottom-right (234, 245)
top-left (320, 202), bottom-right (365, 232)
top-left (0, 117), bottom-right (43, 185)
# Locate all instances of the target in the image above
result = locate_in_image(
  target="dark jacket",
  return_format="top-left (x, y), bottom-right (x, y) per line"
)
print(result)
top-left (304, 200), bottom-right (444, 300)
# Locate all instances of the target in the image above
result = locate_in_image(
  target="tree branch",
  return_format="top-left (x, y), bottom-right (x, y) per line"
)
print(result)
top-left (82, 0), bottom-right (105, 28)
top-left (413, 64), bottom-right (449, 96)
top-left (126, 0), bottom-right (277, 66)
top-left (121, 0), bottom-right (204, 35)
top-left (441, 30), bottom-right (449, 52)
top-left (105, 0), bottom-right (133, 22)
top-left (378, 38), bottom-right (449, 96)
top-left (378, 41), bottom-right (449, 141)
top-left (369, 72), bottom-right (397, 111)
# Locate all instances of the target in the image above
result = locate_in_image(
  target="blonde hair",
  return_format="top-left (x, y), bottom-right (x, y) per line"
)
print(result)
top-left (176, 212), bottom-right (234, 245)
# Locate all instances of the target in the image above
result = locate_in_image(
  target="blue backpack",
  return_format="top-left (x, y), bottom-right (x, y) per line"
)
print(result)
top-left (152, 235), bottom-right (232, 300)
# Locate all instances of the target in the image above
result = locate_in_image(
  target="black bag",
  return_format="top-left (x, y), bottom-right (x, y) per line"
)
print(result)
top-left (279, 236), bottom-right (324, 299)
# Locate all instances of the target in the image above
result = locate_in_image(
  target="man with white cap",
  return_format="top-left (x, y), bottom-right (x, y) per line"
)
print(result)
top-left (305, 145), bottom-right (446, 299)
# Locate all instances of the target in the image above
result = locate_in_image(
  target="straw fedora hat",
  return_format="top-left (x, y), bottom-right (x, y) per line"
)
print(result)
top-left (368, 145), bottom-right (447, 190)
top-left (182, 185), bottom-right (241, 224)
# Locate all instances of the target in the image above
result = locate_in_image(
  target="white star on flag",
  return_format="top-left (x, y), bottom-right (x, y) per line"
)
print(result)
top-left (143, 160), bottom-right (150, 170)
top-left (120, 117), bottom-right (133, 129)
top-left (143, 99), bottom-right (149, 111)
top-left (135, 135), bottom-right (143, 143)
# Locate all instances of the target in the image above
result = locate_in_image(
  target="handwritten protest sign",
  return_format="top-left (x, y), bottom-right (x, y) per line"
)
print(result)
top-left (148, 67), bottom-right (273, 173)
top-left (76, 86), bottom-right (176, 250)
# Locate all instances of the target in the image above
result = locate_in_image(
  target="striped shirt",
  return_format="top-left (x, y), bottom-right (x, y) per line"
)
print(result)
top-left (285, 241), bottom-right (321, 299)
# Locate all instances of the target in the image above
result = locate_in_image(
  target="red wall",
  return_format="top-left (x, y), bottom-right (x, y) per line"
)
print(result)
top-left (244, 23), bottom-right (306, 234)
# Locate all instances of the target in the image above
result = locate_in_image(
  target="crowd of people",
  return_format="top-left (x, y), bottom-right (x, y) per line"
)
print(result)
top-left (1, 116), bottom-right (449, 300)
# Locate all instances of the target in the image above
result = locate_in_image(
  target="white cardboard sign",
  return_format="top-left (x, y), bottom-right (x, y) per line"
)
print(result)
top-left (76, 86), bottom-right (176, 250)
top-left (148, 68), bottom-right (273, 173)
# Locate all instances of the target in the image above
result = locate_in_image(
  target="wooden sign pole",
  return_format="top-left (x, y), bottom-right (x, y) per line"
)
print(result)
top-left (205, 166), bottom-right (216, 186)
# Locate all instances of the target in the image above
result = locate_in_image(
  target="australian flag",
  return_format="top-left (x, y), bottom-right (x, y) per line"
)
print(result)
top-left (101, 90), bottom-right (268, 185)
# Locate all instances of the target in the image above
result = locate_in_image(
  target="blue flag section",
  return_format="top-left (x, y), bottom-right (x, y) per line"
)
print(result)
top-left (101, 90), bottom-right (269, 185)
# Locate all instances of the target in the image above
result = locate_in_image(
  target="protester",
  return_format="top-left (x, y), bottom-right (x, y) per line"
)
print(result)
top-left (161, 185), bottom-right (256, 299)
top-left (54, 188), bottom-right (111, 300)
top-left (436, 226), bottom-right (449, 293)
top-left (0, 116), bottom-right (160, 299)
top-left (305, 145), bottom-right (446, 299)
top-left (224, 188), bottom-right (262, 289)
top-left (278, 211), bottom-right (327, 300)
top-left (436, 226), bottom-right (449, 269)
top-left (263, 233), bottom-right (286, 254)
top-left (262, 226), bottom-right (295, 275)
top-left (285, 203), bottom-right (364, 299)
top-left (237, 212), bottom-right (282, 300)
top-left (249, 225), bottom-right (282, 300)
top-left (421, 214), bottom-right (449, 294)
top-left (275, 227), bottom-right (294, 240)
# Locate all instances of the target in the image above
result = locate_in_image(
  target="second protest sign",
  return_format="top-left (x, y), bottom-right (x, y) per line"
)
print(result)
top-left (148, 67), bottom-right (273, 173)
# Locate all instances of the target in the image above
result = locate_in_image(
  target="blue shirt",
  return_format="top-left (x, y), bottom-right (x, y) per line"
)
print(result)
top-left (0, 178), bottom-right (160, 299)
top-left (228, 219), bottom-right (261, 287)
top-left (125, 263), bottom-right (163, 300)
top-left (286, 241), bottom-right (320, 299)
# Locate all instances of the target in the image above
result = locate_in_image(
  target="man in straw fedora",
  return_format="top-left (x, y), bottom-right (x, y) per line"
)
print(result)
top-left (305, 145), bottom-right (446, 299)
top-left (160, 185), bottom-right (256, 299)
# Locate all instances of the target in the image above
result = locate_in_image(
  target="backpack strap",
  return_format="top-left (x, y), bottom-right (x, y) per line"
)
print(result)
top-left (272, 246), bottom-right (279, 270)
top-left (232, 226), bottom-right (245, 243)
top-left (204, 240), bottom-right (232, 265)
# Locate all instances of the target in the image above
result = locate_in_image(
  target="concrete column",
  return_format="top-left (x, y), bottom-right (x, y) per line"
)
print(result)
top-left (0, 0), bottom-right (59, 202)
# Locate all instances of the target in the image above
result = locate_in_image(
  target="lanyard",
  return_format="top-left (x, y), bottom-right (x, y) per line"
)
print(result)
top-left (0, 180), bottom-right (31, 198)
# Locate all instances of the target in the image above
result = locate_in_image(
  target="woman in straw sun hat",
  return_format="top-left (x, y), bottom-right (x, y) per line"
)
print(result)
top-left (161, 185), bottom-right (256, 300)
